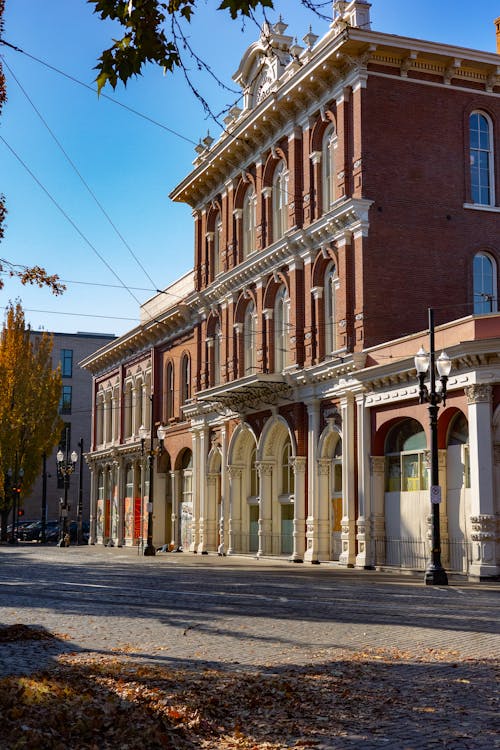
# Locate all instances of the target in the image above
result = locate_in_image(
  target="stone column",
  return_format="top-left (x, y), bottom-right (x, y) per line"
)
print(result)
top-left (115, 457), bottom-right (125, 547)
top-left (256, 461), bottom-right (273, 557)
top-left (170, 470), bottom-right (180, 549)
top-left (219, 426), bottom-right (228, 552)
top-left (356, 394), bottom-right (371, 568)
top-left (369, 456), bottom-right (386, 568)
top-left (88, 461), bottom-right (97, 545)
top-left (290, 456), bottom-right (306, 562)
top-left (466, 384), bottom-right (499, 579)
top-left (227, 465), bottom-right (242, 555)
top-left (304, 400), bottom-right (320, 562)
top-left (339, 394), bottom-right (356, 567)
top-left (190, 430), bottom-right (200, 552)
top-left (316, 458), bottom-right (331, 560)
top-left (197, 426), bottom-right (210, 554)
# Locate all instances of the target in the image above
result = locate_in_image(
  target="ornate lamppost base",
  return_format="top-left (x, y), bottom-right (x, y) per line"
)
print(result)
top-left (143, 545), bottom-right (156, 557)
top-left (424, 566), bottom-right (448, 586)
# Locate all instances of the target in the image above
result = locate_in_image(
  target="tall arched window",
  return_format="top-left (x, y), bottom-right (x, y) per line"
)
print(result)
top-left (124, 383), bottom-right (133, 438)
top-left (324, 263), bottom-right (338, 356)
top-left (322, 125), bottom-right (336, 212)
top-left (166, 362), bottom-right (174, 421)
top-left (244, 301), bottom-right (256, 375)
top-left (470, 111), bottom-right (495, 206)
top-left (213, 321), bottom-right (221, 386)
top-left (180, 354), bottom-right (190, 408)
top-left (272, 161), bottom-right (289, 241)
top-left (242, 186), bottom-right (256, 258)
top-left (281, 438), bottom-right (294, 496)
top-left (473, 252), bottom-right (498, 313)
top-left (274, 285), bottom-right (290, 372)
top-left (213, 213), bottom-right (222, 278)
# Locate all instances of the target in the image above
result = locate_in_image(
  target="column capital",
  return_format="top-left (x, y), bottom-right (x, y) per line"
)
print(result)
top-left (465, 384), bottom-right (493, 404)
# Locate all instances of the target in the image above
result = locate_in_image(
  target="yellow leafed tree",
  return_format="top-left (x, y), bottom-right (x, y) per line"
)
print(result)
top-left (0, 302), bottom-right (62, 512)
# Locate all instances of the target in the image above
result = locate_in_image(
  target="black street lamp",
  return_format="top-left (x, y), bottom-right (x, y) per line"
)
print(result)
top-left (139, 399), bottom-right (167, 557)
top-left (56, 437), bottom-right (78, 547)
top-left (414, 308), bottom-right (452, 586)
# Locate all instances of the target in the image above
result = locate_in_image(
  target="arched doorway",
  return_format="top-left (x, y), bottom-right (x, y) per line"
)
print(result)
top-left (384, 418), bottom-right (428, 568)
top-left (226, 423), bottom-right (257, 555)
top-left (446, 411), bottom-right (470, 572)
top-left (177, 449), bottom-right (193, 551)
top-left (317, 422), bottom-right (343, 561)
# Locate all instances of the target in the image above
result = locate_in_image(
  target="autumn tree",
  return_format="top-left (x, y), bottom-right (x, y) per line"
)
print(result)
top-left (90, 0), bottom-right (327, 95)
top-left (0, 303), bottom-right (62, 528)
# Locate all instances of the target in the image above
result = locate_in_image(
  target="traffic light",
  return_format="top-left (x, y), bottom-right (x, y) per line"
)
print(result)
top-left (17, 508), bottom-right (24, 517)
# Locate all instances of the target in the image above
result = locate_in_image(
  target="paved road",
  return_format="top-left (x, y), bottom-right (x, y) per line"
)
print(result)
top-left (0, 544), bottom-right (498, 676)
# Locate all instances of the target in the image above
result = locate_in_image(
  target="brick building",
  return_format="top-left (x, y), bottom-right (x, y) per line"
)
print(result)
top-left (23, 331), bottom-right (116, 525)
top-left (82, 1), bottom-right (500, 579)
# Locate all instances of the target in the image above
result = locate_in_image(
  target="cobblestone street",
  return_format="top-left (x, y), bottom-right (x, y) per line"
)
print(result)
top-left (0, 544), bottom-right (498, 748)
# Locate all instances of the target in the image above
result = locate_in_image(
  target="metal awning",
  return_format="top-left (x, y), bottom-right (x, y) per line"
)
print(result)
top-left (196, 374), bottom-right (292, 411)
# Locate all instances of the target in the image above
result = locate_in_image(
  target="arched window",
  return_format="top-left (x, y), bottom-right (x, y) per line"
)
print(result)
top-left (473, 252), bottom-right (498, 313)
top-left (242, 186), bottom-right (256, 258)
top-left (385, 418), bottom-right (428, 492)
top-left (281, 438), bottom-right (294, 496)
top-left (180, 354), bottom-right (190, 408)
top-left (272, 161), bottom-right (289, 241)
top-left (213, 213), bottom-right (222, 278)
top-left (274, 285), bottom-right (290, 372)
top-left (244, 301), bottom-right (257, 375)
top-left (166, 362), bottom-right (174, 421)
top-left (96, 394), bottom-right (104, 445)
top-left (124, 383), bottom-right (133, 438)
top-left (470, 111), bottom-right (495, 206)
top-left (213, 321), bottom-right (221, 386)
top-left (322, 125), bottom-right (336, 211)
top-left (249, 447), bottom-right (258, 498)
top-left (324, 262), bottom-right (338, 356)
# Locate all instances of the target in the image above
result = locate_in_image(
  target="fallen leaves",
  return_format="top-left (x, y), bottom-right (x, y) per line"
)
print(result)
top-left (0, 639), bottom-right (497, 749)
top-left (0, 624), bottom-right (57, 642)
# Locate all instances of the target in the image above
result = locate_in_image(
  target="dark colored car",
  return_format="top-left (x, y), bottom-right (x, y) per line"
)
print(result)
top-left (18, 521), bottom-right (42, 541)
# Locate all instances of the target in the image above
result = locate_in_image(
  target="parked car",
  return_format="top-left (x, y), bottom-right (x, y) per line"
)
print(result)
top-left (6, 520), bottom-right (36, 540)
top-left (18, 521), bottom-right (42, 541)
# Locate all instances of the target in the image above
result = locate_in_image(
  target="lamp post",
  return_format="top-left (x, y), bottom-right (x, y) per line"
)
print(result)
top-left (139, 397), bottom-right (167, 557)
top-left (56, 435), bottom-right (78, 547)
top-left (414, 308), bottom-right (452, 586)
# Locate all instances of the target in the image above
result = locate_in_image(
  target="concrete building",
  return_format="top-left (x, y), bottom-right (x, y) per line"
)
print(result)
top-left (82, 1), bottom-right (500, 579)
top-left (23, 331), bottom-right (115, 525)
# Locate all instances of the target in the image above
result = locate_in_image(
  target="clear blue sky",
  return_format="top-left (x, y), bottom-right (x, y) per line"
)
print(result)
top-left (1, 0), bottom-right (498, 336)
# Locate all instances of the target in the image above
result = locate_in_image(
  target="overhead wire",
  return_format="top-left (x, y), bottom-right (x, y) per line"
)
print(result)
top-left (3, 57), bottom-right (160, 293)
top-left (0, 134), bottom-right (143, 307)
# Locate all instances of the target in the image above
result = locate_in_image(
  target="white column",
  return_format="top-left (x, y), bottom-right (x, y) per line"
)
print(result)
top-left (316, 458), bottom-right (330, 560)
top-left (219, 425), bottom-right (228, 553)
top-left (304, 400), bottom-right (320, 562)
top-left (356, 394), bottom-right (371, 568)
top-left (115, 457), bottom-right (125, 547)
top-left (88, 462), bottom-right (97, 544)
top-left (197, 425), bottom-right (209, 554)
top-left (170, 470), bottom-right (180, 549)
top-left (290, 456), bottom-right (306, 562)
top-left (466, 384), bottom-right (499, 579)
top-left (339, 393), bottom-right (356, 567)
top-left (190, 430), bottom-right (200, 552)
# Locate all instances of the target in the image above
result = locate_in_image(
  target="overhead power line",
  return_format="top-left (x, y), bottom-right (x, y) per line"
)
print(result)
top-left (3, 57), bottom-right (160, 292)
top-left (0, 38), bottom-right (197, 146)
top-left (0, 134), bottom-right (143, 308)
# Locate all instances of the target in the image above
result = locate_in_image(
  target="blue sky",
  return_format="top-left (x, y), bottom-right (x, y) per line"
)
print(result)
top-left (1, 0), bottom-right (498, 336)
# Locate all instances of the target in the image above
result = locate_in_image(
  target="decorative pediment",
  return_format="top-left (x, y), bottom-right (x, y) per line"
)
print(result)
top-left (233, 19), bottom-right (294, 112)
